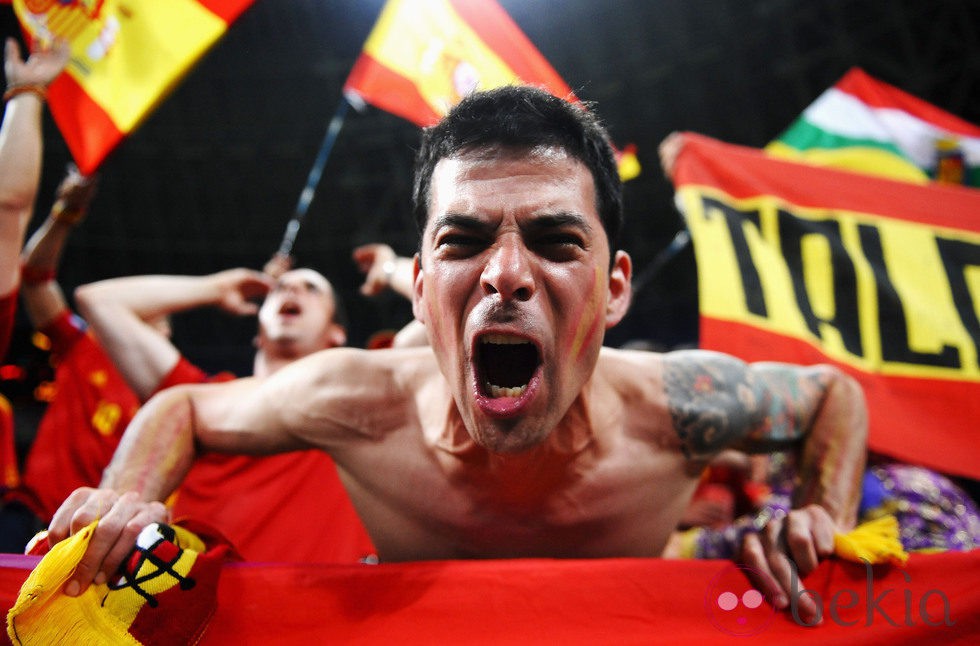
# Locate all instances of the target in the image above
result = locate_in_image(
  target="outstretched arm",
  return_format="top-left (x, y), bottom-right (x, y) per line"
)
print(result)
top-left (74, 269), bottom-right (273, 400)
top-left (663, 350), bottom-right (867, 623)
top-left (0, 38), bottom-right (69, 297)
top-left (20, 165), bottom-right (99, 328)
top-left (47, 345), bottom-right (379, 595)
top-left (48, 378), bottom-right (255, 595)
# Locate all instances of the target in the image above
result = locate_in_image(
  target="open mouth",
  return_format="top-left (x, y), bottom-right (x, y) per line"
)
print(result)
top-left (476, 333), bottom-right (541, 398)
top-left (279, 301), bottom-right (301, 316)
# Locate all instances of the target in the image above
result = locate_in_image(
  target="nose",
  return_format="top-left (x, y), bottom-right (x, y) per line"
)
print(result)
top-left (481, 236), bottom-right (535, 302)
top-left (279, 281), bottom-right (302, 296)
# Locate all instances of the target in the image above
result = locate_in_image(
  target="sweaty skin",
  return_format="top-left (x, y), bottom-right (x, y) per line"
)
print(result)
top-left (49, 149), bottom-right (866, 628)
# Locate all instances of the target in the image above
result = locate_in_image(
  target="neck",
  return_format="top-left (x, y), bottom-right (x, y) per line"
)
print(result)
top-left (253, 346), bottom-right (302, 378)
top-left (437, 392), bottom-right (599, 476)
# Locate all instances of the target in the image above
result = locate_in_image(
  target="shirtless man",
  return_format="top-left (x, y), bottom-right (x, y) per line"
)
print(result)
top-left (49, 86), bottom-right (867, 624)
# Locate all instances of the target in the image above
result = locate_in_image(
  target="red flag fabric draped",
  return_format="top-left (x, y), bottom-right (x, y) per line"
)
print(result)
top-left (670, 132), bottom-right (980, 480)
top-left (342, 0), bottom-right (640, 180)
top-left (11, 0), bottom-right (256, 174)
top-left (2, 551), bottom-right (978, 644)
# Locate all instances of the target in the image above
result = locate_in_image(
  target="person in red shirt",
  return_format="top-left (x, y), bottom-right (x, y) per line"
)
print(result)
top-left (75, 266), bottom-right (379, 563)
top-left (9, 176), bottom-right (413, 561)
top-left (7, 166), bottom-right (143, 529)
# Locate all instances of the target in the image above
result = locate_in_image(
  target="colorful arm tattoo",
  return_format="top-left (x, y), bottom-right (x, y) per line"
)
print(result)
top-left (664, 353), bottom-right (828, 460)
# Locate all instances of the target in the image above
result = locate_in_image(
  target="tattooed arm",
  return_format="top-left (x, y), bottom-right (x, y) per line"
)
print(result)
top-left (663, 350), bottom-right (868, 623)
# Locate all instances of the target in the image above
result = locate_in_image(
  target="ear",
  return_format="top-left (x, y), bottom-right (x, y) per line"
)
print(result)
top-left (411, 253), bottom-right (427, 324)
top-left (605, 250), bottom-right (632, 329)
top-left (327, 323), bottom-right (347, 348)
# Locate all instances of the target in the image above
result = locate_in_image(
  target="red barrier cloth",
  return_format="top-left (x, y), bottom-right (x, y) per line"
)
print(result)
top-left (4, 551), bottom-right (976, 644)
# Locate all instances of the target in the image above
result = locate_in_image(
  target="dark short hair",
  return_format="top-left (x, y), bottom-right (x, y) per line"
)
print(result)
top-left (412, 85), bottom-right (623, 253)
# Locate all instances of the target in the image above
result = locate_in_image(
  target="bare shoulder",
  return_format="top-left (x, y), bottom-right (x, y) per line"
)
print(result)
top-left (268, 346), bottom-right (441, 446)
top-left (659, 349), bottom-right (765, 459)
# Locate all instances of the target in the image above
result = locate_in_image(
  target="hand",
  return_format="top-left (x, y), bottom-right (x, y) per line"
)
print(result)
top-left (658, 131), bottom-right (683, 180)
top-left (51, 163), bottom-right (99, 224)
top-left (4, 37), bottom-right (70, 89)
top-left (262, 252), bottom-right (293, 279)
top-left (211, 268), bottom-right (274, 315)
top-left (739, 504), bottom-right (837, 625)
top-left (47, 488), bottom-right (169, 597)
top-left (353, 243), bottom-right (397, 296)
top-left (679, 495), bottom-right (734, 529)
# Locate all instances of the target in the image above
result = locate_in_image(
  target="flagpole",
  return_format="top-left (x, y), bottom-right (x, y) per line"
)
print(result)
top-left (631, 228), bottom-right (690, 295)
top-left (277, 98), bottom-right (351, 256)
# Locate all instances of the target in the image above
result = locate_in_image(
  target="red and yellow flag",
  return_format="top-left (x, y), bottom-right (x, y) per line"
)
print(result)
top-left (343, 0), bottom-right (639, 180)
top-left (671, 132), bottom-right (980, 480)
top-left (12, 0), bottom-right (256, 174)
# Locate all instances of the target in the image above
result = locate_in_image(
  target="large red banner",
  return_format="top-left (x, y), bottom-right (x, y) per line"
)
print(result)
top-left (672, 132), bottom-right (980, 480)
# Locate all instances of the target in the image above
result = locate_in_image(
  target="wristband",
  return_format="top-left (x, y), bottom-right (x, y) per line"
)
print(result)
top-left (3, 84), bottom-right (46, 103)
top-left (21, 265), bottom-right (56, 285)
top-left (51, 200), bottom-right (87, 226)
top-left (382, 260), bottom-right (396, 279)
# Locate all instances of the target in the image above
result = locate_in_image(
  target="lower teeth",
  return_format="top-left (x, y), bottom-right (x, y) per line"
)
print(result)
top-left (488, 383), bottom-right (527, 398)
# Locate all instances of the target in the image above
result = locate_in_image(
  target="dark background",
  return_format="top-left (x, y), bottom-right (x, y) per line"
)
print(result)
top-left (1, 0), bottom-right (978, 400)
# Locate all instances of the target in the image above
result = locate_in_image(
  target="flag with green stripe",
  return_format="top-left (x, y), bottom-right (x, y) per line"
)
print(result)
top-left (766, 67), bottom-right (980, 188)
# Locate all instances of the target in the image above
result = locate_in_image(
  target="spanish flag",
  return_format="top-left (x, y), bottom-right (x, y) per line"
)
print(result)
top-left (672, 132), bottom-right (980, 480)
top-left (12, 0), bottom-right (256, 174)
top-left (343, 0), bottom-right (639, 180)
top-left (766, 67), bottom-right (980, 188)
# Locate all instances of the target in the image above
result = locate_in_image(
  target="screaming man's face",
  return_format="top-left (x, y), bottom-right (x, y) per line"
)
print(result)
top-left (414, 148), bottom-right (631, 453)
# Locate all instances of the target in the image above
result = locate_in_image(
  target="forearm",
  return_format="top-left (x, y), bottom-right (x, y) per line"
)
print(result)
top-left (792, 368), bottom-right (867, 530)
top-left (387, 256), bottom-right (416, 300)
top-left (0, 98), bottom-right (44, 294)
top-left (0, 96), bottom-right (44, 211)
top-left (76, 273), bottom-right (227, 321)
top-left (22, 216), bottom-right (74, 272)
top-left (20, 217), bottom-right (74, 327)
top-left (100, 387), bottom-right (199, 501)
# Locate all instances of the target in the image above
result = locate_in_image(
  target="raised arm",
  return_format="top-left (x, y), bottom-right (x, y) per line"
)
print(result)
top-left (663, 350), bottom-right (867, 623)
top-left (353, 243), bottom-right (429, 348)
top-left (353, 243), bottom-right (415, 300)
top-left (0, 38), bottom-right (69, 298)
top-left (74, 268), bottom-right (274, 400)
top-left (20, 165), bottom-right (99, 328)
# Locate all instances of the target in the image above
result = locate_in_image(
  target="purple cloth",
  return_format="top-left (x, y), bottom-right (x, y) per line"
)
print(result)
top-left (689, 456), bottom-right (980, 559)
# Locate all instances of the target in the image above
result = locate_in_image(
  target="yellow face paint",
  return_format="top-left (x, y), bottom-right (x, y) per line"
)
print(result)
top-left (568, 265), bottom-right (603, 361)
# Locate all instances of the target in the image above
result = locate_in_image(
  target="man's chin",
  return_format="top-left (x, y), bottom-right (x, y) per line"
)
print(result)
top-left (470, 420), bottom-right (549, 455)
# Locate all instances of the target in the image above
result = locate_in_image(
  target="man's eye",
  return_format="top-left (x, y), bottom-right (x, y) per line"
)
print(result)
top-left (438, 234), bottom-right (483, 249)
top-left (535, 234), bottom-right (585, 255)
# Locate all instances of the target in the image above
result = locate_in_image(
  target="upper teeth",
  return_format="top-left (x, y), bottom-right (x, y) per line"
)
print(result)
top-left (482, 334), bottom-right (527, 345)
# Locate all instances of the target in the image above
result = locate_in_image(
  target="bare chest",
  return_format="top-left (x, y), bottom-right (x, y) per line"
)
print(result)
top-left (342, 436), bottom-right (700, 562)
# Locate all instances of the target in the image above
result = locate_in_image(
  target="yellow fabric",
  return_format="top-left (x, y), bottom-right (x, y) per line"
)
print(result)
top-left (833, 515), bottom-right (909, 566)
top-left (6, 521), bottom-right (203, 645)
top-left (363, 0), bottom-right (520, 118)
top-left (764, 141), bottom-right (930, 184)
top-left (617, 149), bottom-right (641, 182)
top-left (13, 0), bottom-right (227, 132)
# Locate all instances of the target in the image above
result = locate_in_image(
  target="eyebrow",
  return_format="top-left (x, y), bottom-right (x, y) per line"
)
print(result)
top-left (524, 212), bottom-right (593, 234)
top-left (275, 279), bottom-right (324, 292)
top-left (431, 211), bottom-right (593, 233)
top-left (430, 212), bottom-right (491, 232)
